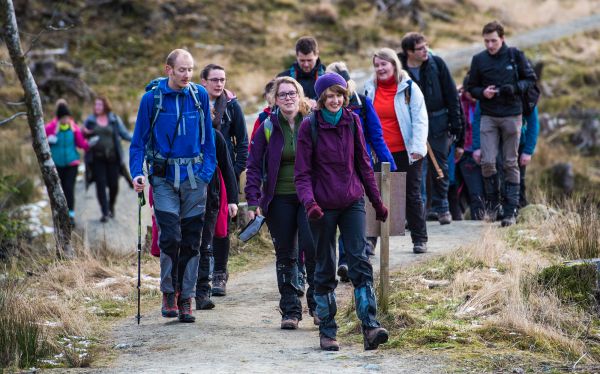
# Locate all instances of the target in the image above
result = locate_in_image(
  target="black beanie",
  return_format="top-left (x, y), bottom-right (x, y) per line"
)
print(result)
top-left (56, 103), bottom-right (71, 119)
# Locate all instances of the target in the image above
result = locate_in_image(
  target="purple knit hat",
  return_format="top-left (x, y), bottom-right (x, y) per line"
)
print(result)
top-left (314, 72), bottom-right (348, 98)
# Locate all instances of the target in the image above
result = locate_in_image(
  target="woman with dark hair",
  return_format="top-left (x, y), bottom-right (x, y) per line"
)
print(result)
top-left (45, 99), bottom-right (89, 226)
top-left (245, 76), bottom-right (316, 330)
top-left (294, 72), bottom-right (389, 351)
top-left (85, 96), bottom-right (132, 222)
top-left (364, 48), bottom-right (429, 254)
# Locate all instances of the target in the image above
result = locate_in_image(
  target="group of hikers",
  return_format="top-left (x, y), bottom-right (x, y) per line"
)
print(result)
top-left (46, 20), bottom-right (539, 352)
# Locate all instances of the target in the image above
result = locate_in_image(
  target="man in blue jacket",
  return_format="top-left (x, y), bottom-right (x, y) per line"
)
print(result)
top-left (130, 49), bottom-right (216, 323)
top-left (399, 32), bottom-right (463, 225)
top-left (467, 21), bottom-right (536, 226)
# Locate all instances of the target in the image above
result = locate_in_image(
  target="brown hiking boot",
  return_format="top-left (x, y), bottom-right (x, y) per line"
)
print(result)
top-left (212, 271), bottom-right (228, 296)
top-left (362, 326), bottom-right (389, 350)
top-left (280, 317), bottom-right (299, 330)
top-left (320, 335), bottom-right (340, 351)
top-left (177, 296), bottom-right (195, 323)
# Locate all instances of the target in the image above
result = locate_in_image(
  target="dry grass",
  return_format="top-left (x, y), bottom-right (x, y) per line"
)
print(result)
top-left (0, 244), bottom-right (161, 369)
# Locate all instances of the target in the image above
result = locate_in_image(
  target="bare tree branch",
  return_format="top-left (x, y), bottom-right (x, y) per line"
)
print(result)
top-left (0, 111), bottom-right (26, 125)
top-left (5, 101), bottom-right (25, 106)
top-left (0, 0), bottom-right (74, 258)
top-left (0, 60), bottom-right (13, 66)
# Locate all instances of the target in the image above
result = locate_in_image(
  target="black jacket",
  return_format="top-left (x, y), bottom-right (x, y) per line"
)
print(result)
top-left (467, 43), bottom-right (537, 117)
top-left (399, 52), bottom-right (462, 135)
top-left (213, 90), bottom-right (248, 178)
top-left (277, 59), bottom-right (326, 100)
top-left (206, 129), bottom-right (238, 213)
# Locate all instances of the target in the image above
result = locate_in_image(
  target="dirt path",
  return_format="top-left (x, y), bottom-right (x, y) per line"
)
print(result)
top-left (101, 221), bottom-right (485, 373)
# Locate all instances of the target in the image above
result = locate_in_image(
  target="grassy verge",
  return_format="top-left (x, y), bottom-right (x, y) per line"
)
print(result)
top-left (339, 201), bottom-right (600, 372)
top-left (0, 224), bottom-right (274, 370)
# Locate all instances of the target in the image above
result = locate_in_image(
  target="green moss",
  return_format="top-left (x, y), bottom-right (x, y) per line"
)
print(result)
top-left (537, 263), bottom-right (597, 307)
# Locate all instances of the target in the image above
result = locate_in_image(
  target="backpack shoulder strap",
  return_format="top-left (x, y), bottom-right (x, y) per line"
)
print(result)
top-left (405, 79), bottom-right (412, 105)
top-left (188, 84), bottom-right (206, 146)
top-left (151, 86), bottom-right (163, 128)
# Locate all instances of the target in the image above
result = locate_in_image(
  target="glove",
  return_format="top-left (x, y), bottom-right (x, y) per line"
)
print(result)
top-left (499, 84), bottom-right (516, 96)
top-left (374, 203), bottom-right (388, 222)
top-left (306, 202), bottom-right (324, 221)
top-left (47, 135), bottom-right (58, 144)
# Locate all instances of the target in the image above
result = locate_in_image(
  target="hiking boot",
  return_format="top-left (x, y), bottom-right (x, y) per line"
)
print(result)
top-left (195, 295), bottom-right (215, 310)
top-left (178, 296), bottom-right (195, 323)
top-left (320, 335), bottom-right (340, 351)
top-left (413, 242), bottom-right (427, 254)
top-left (212, 271), bottom-right (228, 296)
top-left (100, 215), bottom-right (108, 223)
top-left (501, 214), bottom-right (517, 227)
top-left (161, 292), bottom-right (178, 318)
top-left (280, 317), bottom-right (299, 330)
top-left (438, 211), bottom-right (452, 225)
top-left (337, 264), bottom-right (350, 282)
top-left (426, 211), bottom-right (438, 221)
top-left (362, 326), bottom-right (389, 350)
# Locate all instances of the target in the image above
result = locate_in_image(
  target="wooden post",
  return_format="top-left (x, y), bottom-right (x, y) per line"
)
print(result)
top-left (379, 162), bottom-right (391, 313)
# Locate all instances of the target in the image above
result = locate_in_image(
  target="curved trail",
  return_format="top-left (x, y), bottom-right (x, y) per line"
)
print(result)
top-left (107, 221), bottom-right (485, 373)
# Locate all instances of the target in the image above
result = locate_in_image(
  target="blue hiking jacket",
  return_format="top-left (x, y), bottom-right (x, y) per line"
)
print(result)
top-left (471, 102), bottom-right (539, 155)
top-left (348, 94), bottom-right (397, 171)
top-left (129, 79), bottom-right (216, 183)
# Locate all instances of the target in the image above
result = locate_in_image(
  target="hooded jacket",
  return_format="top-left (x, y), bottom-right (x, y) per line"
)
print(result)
top-left (45, 117), bottom-right (89, 167)
top-left (212, 89), bottom-right (248, 177)
top-left (277, 59), bottom-right (326, 100)
top-left (294, 109), bottom-right (383, 211)
top-left (467, 43), bottom-right (537, 117)
top-left (363, 73), bottom-right (428, 164)
top-left (129, 79), bottom-right (216, 184)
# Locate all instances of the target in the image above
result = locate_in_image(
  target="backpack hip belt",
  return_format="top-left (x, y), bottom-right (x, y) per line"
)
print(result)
top-left (147, 154), bottom-right (204, 190)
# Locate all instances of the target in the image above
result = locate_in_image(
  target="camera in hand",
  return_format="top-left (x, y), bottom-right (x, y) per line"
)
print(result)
top-left (152, 159), bottom-right (167, 178)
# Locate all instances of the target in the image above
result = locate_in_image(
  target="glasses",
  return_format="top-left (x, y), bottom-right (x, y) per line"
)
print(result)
top-left (276, 91), bottom-right (298, 100)
top-left (413, 44), bottom-right (428, 52)
top-left (208, 78), bottom-right (226, 83)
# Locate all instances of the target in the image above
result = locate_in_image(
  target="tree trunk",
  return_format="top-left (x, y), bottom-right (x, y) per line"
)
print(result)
top-left (0, 0), bottom-right (74, 258)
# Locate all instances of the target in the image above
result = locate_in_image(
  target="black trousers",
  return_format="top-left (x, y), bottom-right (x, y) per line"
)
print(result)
top-left (92, 158), bottom-right (120, 216)
top-left (57, 165), bottom-right (78, 211)
top-left (266, 194), bottom-right (315, 317)
top-left (311, 198), bottom-right (373, 294)
top-left (392, 151), bottom-right (428, 243)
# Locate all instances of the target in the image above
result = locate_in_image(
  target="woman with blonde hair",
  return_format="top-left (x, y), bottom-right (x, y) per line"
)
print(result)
top-left (364, 47), bottom-right (429, 253)
top-left (245, 76), bottom-right (315, 330)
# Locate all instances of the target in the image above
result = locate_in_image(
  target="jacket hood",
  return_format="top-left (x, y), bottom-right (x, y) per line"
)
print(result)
top-left (223, 88), bottom-right (237, 103)
top-left (144, 77), bottom-right (197, 96)
top-left (364, 70), bottom-right (412, 95)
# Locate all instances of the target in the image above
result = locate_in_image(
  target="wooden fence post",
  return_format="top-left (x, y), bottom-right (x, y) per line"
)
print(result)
top-left (379, 162), bottom-right (391, 313)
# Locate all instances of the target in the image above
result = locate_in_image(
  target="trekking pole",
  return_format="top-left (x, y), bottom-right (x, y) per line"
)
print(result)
top-left (426, 142), bottom-right (444, 180)
top-left (136, 184), bottom-right (146, 325)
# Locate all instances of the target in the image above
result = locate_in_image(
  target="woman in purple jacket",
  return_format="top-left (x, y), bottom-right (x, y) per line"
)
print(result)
top-left (245, 76), bottom-right (315, 330)
top-left (294, 73), bottom-right (389, 352)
